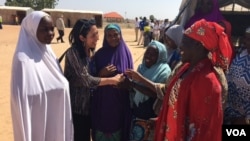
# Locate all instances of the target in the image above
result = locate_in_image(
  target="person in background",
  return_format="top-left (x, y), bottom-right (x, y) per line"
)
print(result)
top-left (149, 19), bottom-right (155, 42)
top-left (143, 21), bottom-right (151, 47)
top-left (11, 11), bottom-right (73, 141)
top-left (64, 19), bottom-right (125, 141)
top-left (154, 19), bottom-right (232, 141)
top-left (67, 18), bottom-right (71, 28)
top-left (152, 20), bottom-right (161, 41)
top-left (128, 40), bottom-right (171, 141)
top-left (164, 25), bottom-right (184, 69)
top-left (134, 17), bottom-right (140, 42)
top-left (224, 27), bottom-right (250, 125)
top-left (90, 23), bottom-right (133, 141)
top-left (15, 15), bottom-right (19, 25)
top-left (137, 17), bottom-right (147, 46)
top-left (0, 15), bottom-right (3, 29)
top-left (159, 19), bottom-right (169, 43)
top-left (56, 15), bottom-right (65, 43)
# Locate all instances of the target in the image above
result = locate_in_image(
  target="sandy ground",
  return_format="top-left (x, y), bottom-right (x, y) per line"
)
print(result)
top-left (0, 25), bottom-right (146, 140)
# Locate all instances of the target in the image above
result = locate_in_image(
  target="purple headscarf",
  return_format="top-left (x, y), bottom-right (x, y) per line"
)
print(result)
top-left (94, 23), bottom-right (134, 73)
top-left (91, 23), bottom-right (133, 140)
top-left (185, 0), bottom-right (224, 29)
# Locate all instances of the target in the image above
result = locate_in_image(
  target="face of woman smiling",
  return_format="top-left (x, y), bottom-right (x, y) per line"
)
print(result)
top-left (144, 45), bottom-right (159, 68)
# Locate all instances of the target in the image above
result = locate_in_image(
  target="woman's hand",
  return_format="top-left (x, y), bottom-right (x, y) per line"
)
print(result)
top-left (110, 73), bottom-right (125, 85)
top-left (99, 64), bottom-right (117, 77)
top-left (116, 77), bottom-right (132, 89)
top-left (125, 69), bottom-right (143, 82)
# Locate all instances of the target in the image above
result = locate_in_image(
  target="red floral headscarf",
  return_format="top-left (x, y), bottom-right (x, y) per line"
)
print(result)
top-left (184, 19), bottom-right (232, 71)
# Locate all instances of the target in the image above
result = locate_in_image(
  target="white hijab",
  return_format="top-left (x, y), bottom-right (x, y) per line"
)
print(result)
top-left (164, 25), bottom-right (184, 63)
top-left (165, 24), bottom-right (184, 48)
top-left (11, 11), bottom-right (73, 141)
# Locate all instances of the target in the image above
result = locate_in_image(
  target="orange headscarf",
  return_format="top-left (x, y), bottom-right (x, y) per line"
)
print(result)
top-left (184, 19), bottom-right (232, 71)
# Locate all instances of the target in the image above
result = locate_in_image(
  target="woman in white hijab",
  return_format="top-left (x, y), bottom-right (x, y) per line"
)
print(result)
top-left (164, 25), bottom-right (184, 69)
top-left (11, 11), bottom-right (73, 141)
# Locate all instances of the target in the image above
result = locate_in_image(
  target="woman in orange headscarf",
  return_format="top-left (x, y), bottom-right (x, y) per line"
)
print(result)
top-left (154, 19), bottom-right (232, 141)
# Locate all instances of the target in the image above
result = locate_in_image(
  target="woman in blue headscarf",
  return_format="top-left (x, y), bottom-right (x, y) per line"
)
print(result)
top-left (128, 40), bottom-right (171, 141)
top-left (90, 23), bottom-right (133, 141)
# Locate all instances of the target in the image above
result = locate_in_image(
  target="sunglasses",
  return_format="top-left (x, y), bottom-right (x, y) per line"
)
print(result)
top-left (79, 19), bottom-right (96, 34)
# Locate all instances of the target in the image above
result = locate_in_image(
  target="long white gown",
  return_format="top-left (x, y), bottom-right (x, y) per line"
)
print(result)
top-left (10, 11), bottom-right (73, 141)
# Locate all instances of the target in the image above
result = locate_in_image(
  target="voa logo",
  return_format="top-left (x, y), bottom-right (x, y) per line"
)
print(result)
top-left (226, 129), bottom-right (247, 136)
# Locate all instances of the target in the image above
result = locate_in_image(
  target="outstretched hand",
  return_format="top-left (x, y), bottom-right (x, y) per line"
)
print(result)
top-left (125, 69), bottom-right (143, 82)
top-left (111, 73), bottom-right (125, 85)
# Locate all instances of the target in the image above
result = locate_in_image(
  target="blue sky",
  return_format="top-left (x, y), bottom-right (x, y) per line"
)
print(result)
top-left (0, 0), bottom-right (182, 20)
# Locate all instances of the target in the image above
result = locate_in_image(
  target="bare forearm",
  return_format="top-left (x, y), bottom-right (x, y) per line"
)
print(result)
top-left (133, 81), bottom-right (157, 98)
top-left (99, 77), bottom-right (116, 86)
top-left (137, 76), bottom-right (157, 93)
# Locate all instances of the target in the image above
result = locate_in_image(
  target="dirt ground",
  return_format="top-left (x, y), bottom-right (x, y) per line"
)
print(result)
top-left (0, 25), bottom-right (146, 141)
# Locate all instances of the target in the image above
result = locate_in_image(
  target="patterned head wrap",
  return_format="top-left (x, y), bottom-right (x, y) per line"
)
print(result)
top-left (184, 19), bottom-right (232, 71)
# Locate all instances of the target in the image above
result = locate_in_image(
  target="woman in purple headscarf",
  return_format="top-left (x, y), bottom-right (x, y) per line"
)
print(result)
top-left (184, 0), bottom-right (225, 29)
top-left (90, 23), bottom-right (133, 141)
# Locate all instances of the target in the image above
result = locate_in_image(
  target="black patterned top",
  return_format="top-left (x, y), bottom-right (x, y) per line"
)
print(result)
top-left (64, 47), bottom-right (100, 116)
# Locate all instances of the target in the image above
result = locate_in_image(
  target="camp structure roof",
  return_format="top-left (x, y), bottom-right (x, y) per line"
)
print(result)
top-left (0, 6), bottom-right (34, 24)
top-left (219, 0), bottom-right (250, 9)
top-left (104, 12), bottom-right (124, 19)
top-left (220, 4), bottom-right (250, 13)
top-left (218, 1), bottom-right (250, 37)
top-left (103, 12), bottom-right (124, 22)
top-left (42, 8), bottom-right (103, 28)
top-left (219, 0), bottom-right (250, 13)
top-left (42, 8), bottom-right (103, 15)
top-left (0, 5), bottom-right (33, 11)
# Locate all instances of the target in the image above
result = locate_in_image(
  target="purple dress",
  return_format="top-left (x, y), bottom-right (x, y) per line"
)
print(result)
top-left (90, 24), bottom-right (133, 141)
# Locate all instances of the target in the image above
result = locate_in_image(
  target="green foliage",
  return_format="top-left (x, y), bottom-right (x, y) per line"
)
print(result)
top-left (4, 0), bottom-right (59, 10)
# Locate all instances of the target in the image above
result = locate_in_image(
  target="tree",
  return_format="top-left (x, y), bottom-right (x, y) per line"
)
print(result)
top-left (5, 0), bottom-right (59, 10)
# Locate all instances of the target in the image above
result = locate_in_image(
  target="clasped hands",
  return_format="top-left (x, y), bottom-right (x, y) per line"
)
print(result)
top-left (99, 65), bottom-right (143, 88)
